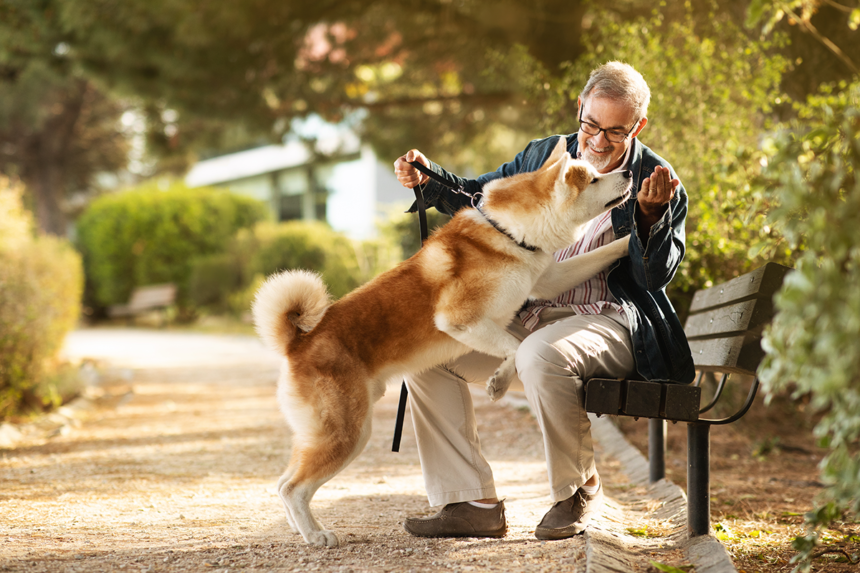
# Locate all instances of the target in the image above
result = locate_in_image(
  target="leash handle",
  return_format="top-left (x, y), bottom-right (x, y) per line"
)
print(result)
top-left (407, 160), bottom-right (476, 206)
top-left (407, 160), bottom-right (452, 190)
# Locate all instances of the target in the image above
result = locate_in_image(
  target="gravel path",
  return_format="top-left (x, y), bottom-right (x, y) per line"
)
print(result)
top-left (1, 328), bottom-right (697, 572)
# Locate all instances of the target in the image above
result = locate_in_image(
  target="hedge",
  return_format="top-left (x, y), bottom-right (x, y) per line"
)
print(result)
top-left (0, 178), bottom-right (84, 419)
top-left (76, 181), bottom-right (269, 314)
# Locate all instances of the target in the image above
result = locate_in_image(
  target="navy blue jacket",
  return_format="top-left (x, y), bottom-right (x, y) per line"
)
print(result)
top-left (412, 133), bottom-right (696, 384)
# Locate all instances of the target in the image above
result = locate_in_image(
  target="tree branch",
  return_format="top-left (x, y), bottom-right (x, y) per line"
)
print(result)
top-left (820, 0), bottom-right (857, 14)
top-left (810, 547), bottom-right (859, 564)
top-left (781, 3), bottom-right (860, 75)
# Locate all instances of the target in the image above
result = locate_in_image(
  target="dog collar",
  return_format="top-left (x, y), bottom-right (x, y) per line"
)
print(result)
top-left (476, 206), bottom-right (539, 252)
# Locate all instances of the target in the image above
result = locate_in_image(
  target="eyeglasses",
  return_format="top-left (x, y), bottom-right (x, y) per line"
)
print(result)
top-left (578, 107), bottom-right (638, 143)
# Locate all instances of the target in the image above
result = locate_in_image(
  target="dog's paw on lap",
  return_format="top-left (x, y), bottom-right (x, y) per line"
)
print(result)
top-left (486, 357), bottom-right (516, 401)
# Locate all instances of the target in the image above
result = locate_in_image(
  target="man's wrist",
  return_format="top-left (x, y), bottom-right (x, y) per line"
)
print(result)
top-left (638, 203), bottom-right (668, 222)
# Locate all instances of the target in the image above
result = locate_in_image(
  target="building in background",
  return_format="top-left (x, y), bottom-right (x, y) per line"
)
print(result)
top-left (185, 123), bottom-right (407, 239)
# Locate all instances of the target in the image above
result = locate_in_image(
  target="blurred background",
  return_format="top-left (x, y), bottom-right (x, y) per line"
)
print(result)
top-left (1, 0), bottom-right (858, 562)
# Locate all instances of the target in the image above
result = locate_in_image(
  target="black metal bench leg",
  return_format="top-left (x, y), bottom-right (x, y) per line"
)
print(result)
top-left (648, 418), bottom-right (666, 483)
top-left (687, 422), bottom-right (711, 536)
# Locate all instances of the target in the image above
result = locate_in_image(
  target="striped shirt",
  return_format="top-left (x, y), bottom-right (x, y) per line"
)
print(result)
top-left (518, 211), bottom-right (624, 330)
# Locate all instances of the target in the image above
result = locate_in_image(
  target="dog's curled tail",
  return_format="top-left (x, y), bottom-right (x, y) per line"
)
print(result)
top-left (252, 269), bottom-right (331, 355)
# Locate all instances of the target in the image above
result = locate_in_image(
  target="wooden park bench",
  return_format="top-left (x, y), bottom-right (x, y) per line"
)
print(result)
top-left (108, 283), bottom-right (177, 325)
top-left (584, 262), bottom-right (791, 537)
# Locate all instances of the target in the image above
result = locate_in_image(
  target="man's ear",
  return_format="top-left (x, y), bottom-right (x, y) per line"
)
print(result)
top-left (632, 116), bottom-right (648, 138)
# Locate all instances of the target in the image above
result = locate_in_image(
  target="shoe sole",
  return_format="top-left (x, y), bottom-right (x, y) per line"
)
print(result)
top-left (404, 523), bottom-right (508, 539)
top-left (534, 523), bottom-right (586, 540)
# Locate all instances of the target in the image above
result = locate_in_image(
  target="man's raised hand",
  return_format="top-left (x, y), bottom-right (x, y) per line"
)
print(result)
top-left (637, 165), bottom-right (678, 218)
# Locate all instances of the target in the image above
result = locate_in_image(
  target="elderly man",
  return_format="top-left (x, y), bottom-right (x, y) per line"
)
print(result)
top-left (393, 61), bottom-right (695, 540)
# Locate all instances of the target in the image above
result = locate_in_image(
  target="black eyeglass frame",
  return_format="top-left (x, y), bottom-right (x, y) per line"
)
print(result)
top-left (577, 106), bottom-right (640, 143)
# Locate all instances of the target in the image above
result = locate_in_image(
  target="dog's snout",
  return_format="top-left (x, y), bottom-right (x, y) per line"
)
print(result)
top-left (623, 170), bottom-right (632, 179)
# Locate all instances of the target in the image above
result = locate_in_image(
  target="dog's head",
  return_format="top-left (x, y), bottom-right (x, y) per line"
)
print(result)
top-left (482, 136), bottom-right (632, 252)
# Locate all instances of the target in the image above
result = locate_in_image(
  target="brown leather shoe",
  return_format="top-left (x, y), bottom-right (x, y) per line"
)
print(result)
top-left (534, 482), bottom-right (603, 540)
top-left (404, 501), bottom-right (507, 538)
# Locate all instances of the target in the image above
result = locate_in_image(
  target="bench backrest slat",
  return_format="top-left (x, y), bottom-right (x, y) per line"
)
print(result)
top-left (683, 298), bottom-right (774, 339)
top-left (685, 262), bottom-right (791, 376)
top-left (688, 334), bottom-right (764, 375)
top-left (689, 263), bottom-right (789, 314)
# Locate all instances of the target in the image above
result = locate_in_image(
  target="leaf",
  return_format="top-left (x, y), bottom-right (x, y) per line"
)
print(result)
top-left (649, 561), bottom-right (694, 573)
top-left (849, 8), bottom-right (860, 31)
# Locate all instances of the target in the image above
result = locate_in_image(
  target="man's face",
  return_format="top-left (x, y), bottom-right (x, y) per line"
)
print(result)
top-left (577, 96), bottom-right (645, 173)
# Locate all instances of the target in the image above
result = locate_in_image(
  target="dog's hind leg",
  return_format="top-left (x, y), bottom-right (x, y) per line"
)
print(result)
top-left (278, 412), bottom-right (373, 547)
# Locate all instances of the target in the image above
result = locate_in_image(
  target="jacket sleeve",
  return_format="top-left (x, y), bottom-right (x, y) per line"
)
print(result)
top-left (627, 166), bottom-right (688, 293)
top-left (409, 141), bottom-right (536, 216)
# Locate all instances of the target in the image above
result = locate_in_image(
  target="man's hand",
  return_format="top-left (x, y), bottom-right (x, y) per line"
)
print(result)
top-left (394, 149), bottom-right (431, 189)
top-left (637, 165), bottom-right (679, 239)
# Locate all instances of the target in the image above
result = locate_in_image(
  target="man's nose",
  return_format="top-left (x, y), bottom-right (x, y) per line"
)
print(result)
top-left (591, 130), bottom-right (610, 145)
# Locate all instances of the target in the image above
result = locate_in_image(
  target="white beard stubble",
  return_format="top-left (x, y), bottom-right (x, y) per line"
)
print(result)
top-left (582, 145), bottom-right (615, 172)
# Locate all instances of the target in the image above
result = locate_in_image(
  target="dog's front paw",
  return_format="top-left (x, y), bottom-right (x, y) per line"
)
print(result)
top-left (486, 357), bottom-right (516, 402)
top-left (306, 529), bottom-right (339, 547)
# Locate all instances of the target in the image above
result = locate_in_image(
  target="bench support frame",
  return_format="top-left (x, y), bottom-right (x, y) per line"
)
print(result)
top-left (687, 422), bottom-right (711, 536)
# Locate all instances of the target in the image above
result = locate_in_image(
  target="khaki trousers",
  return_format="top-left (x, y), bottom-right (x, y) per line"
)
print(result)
top-left (404, 307), bottom-right (636, 507)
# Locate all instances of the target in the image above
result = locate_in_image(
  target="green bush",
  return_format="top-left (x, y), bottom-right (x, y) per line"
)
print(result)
top-left (0, 178), bottom-right (84, 419)
top-left (235, 221), bottom-right (364, 300)
top-left (188, 252), bottom-right (243, 311)
top-left (757, 81), bottom-right (860, 572)
top-left (76, 181), bottom-right (269, 315)
top-left (187, 220), bottom-right (402, 316)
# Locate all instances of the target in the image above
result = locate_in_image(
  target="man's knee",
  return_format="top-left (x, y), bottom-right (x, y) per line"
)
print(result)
top-left (515, 334), bottom-right (578, 385)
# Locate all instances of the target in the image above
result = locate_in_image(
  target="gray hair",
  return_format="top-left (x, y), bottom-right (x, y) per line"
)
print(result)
top-left (580, 61), bottom-right (651, 122)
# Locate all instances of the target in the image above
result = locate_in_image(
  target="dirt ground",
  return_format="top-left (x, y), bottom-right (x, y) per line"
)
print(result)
top-left (2, 328), bottom-right (857, 572)
top-left (0, 329), bottom-right (612, 573)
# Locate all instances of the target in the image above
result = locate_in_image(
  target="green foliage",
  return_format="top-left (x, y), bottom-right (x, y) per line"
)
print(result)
top-left (76, 182), bottom-right (269, 314)
top-left (745, 0), bottom-right (859, 76)
top-left (235, 221), bottom-right (363, 300)
top-left (188, 252), bottom-right (243, 312)
top-left (519, 4), bottom-right (793, 306)
top-left (757, 81), bottom-right (860, 572)
top-left (0, 178), bottom-right (84, 419)
top-left (188, 220), bottom-right (401, 316)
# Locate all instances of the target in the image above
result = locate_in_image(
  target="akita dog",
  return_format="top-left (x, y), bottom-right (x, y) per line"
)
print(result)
top-left (252, 136), bottom-right (632, 546)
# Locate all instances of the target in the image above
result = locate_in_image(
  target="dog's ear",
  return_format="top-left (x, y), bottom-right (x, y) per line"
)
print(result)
top-left (543, 136), bottom-right (568, 167)
top-left (564, 163), bottom-right (591, 191)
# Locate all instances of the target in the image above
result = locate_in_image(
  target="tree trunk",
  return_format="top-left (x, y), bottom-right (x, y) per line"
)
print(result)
top-left (22, 79), bottom-right (89, 237)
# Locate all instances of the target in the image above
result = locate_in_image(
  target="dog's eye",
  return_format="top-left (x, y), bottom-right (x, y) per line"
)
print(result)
top-left (591, 178), bottom-right (598, 184)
